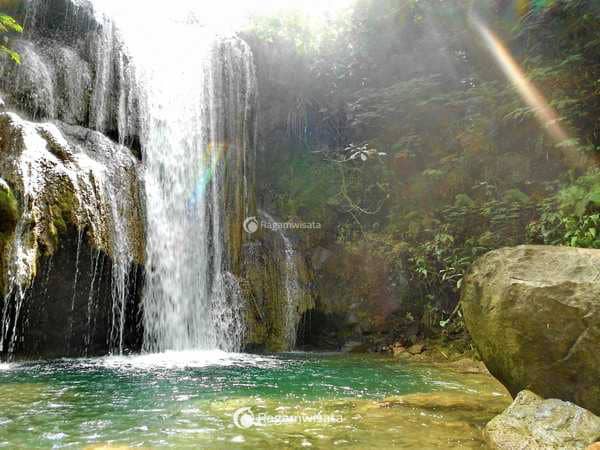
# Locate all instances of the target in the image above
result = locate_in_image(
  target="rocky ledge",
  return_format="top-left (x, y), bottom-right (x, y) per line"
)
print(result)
top-left (0, 111), bottom-right (144, 358)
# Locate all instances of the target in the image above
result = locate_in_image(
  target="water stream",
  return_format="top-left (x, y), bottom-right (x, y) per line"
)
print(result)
top-left (0, 0), bottom-right (257, 356)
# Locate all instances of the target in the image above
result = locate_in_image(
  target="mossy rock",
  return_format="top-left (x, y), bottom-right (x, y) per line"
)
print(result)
top-left (461, 245), bottom-right (600, 415)
top-left (485, 390), bottom-right (600, 449)
top-left (0, 179), bottom-right (19, 296)
top-left (0, 180), bottom-right (19, 234)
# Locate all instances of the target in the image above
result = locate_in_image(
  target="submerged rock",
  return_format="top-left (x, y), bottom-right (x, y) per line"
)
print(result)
top-left (461, 245), bottom-right (600, 414)
top-left (380, 392), bottom-right (506, 413)
top-left (485, 390), bottom-right (600, 450)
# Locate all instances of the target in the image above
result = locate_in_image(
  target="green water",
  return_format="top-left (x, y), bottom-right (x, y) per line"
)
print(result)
top-left (0, 352), bottom-right (509, 449)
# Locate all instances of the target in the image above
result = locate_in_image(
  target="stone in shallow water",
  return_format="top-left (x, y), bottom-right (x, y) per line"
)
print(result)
top-left (407, 343), bottom-right (425, 355)
top-left (379, 391), bottom-right (507, 414)
top-left (485, 390), bottom-right (600, 450)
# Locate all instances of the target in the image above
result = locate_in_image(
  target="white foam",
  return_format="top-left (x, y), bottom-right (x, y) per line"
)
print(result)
top-left (82, 350), bottom-right (281, 371)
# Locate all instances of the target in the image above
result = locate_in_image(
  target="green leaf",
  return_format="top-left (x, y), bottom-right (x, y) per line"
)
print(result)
top-left (0, 45), bottom-right (21, 64)
top-left (0, 14), bottom-right (23, 34)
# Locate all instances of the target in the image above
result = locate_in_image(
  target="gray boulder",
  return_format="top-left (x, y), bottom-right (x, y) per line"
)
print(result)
top-left (461, 245), bottom-right (600, 414)
top-left (486, 390), bottom-right (600, 449)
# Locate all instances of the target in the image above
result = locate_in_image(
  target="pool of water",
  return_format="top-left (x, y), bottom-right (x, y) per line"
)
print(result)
top-left (0, 352), bottom-right (509, 449)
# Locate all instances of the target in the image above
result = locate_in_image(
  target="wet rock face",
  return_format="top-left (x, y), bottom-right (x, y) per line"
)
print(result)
top-left (0, 178), bottom-right (18, 235)
top-left (0, 112), bottom-right (144, 267)
top-left (10, 227), bottom-right (143, 359)
top-left (0, 111), bottom-right (144, 359)
top-left (485, 390), bottom-right (600, 450)
top-left (0, 0), bottom-right (141, 148)
top-left (241, 223), bottom-right (314, 352)
top-left (461, 245), bottom-right (600, 415)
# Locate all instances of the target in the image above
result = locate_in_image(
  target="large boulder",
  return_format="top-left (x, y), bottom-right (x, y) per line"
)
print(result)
top-left (485, 390), bottom-right (600, 449)
top-left (461, 245), bottom-right (600, 414)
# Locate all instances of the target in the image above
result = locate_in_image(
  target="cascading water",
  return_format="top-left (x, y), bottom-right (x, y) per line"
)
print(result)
top-left (0, 0), bottom-right (144, 358)
top-left (92, 2), bottom-right (257, 352)
top-left (0, 0), bottom-right (257, 358)
top-left (261, 212), bottom-right (302, 349)
top-left (0, 114), bottom-right (144, 359)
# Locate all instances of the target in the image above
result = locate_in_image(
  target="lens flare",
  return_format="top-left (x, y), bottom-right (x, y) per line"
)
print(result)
top-left (470, 15), bottom-right (585, 167)
top-left (187, 142), bottom-right (230, 210)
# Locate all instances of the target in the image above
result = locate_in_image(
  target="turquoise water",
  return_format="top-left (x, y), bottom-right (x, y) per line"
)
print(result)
top-left (0, 352), bottom-right (509, 449)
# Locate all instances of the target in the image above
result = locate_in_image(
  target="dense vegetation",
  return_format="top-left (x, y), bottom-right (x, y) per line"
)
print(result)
top-left (245, 0), bottom-right (600, 344)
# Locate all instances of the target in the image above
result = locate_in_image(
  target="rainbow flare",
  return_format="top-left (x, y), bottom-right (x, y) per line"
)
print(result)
top-left (469, 13), bottom-right (586, 168)
top-left (186, 142), bottom-right (230, 210)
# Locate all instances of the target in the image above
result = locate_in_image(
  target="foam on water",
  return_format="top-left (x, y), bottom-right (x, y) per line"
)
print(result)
top-left (94, 350), bottom-right (281, 371)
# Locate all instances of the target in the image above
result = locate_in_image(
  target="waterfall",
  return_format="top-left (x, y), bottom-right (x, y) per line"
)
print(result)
top-left (261, 212), bottom-right (302, 350)
top-left (281, 231), bottom-right (301, 349)
top-left (89, 2), bottom-right (257, 352)
top-left (1, 0), bottom-right (257, 357)
top-left (138, 34), bottom-right (255, 353)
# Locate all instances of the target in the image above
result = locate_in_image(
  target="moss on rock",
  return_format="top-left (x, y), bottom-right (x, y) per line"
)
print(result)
top-left (0, 179), bottom-right (19, 296)
top-left (0, 180), bottom-right (19, 235)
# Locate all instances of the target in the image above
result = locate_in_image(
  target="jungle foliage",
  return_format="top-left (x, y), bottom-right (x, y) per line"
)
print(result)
top-left (245, 0), bottom-right (600, 335)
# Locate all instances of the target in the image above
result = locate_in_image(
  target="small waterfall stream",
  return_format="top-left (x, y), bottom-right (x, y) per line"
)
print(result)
top-left (0, 0), bottom-right (144, 359)
top-left (261, 212), bottom-right (302, 349)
